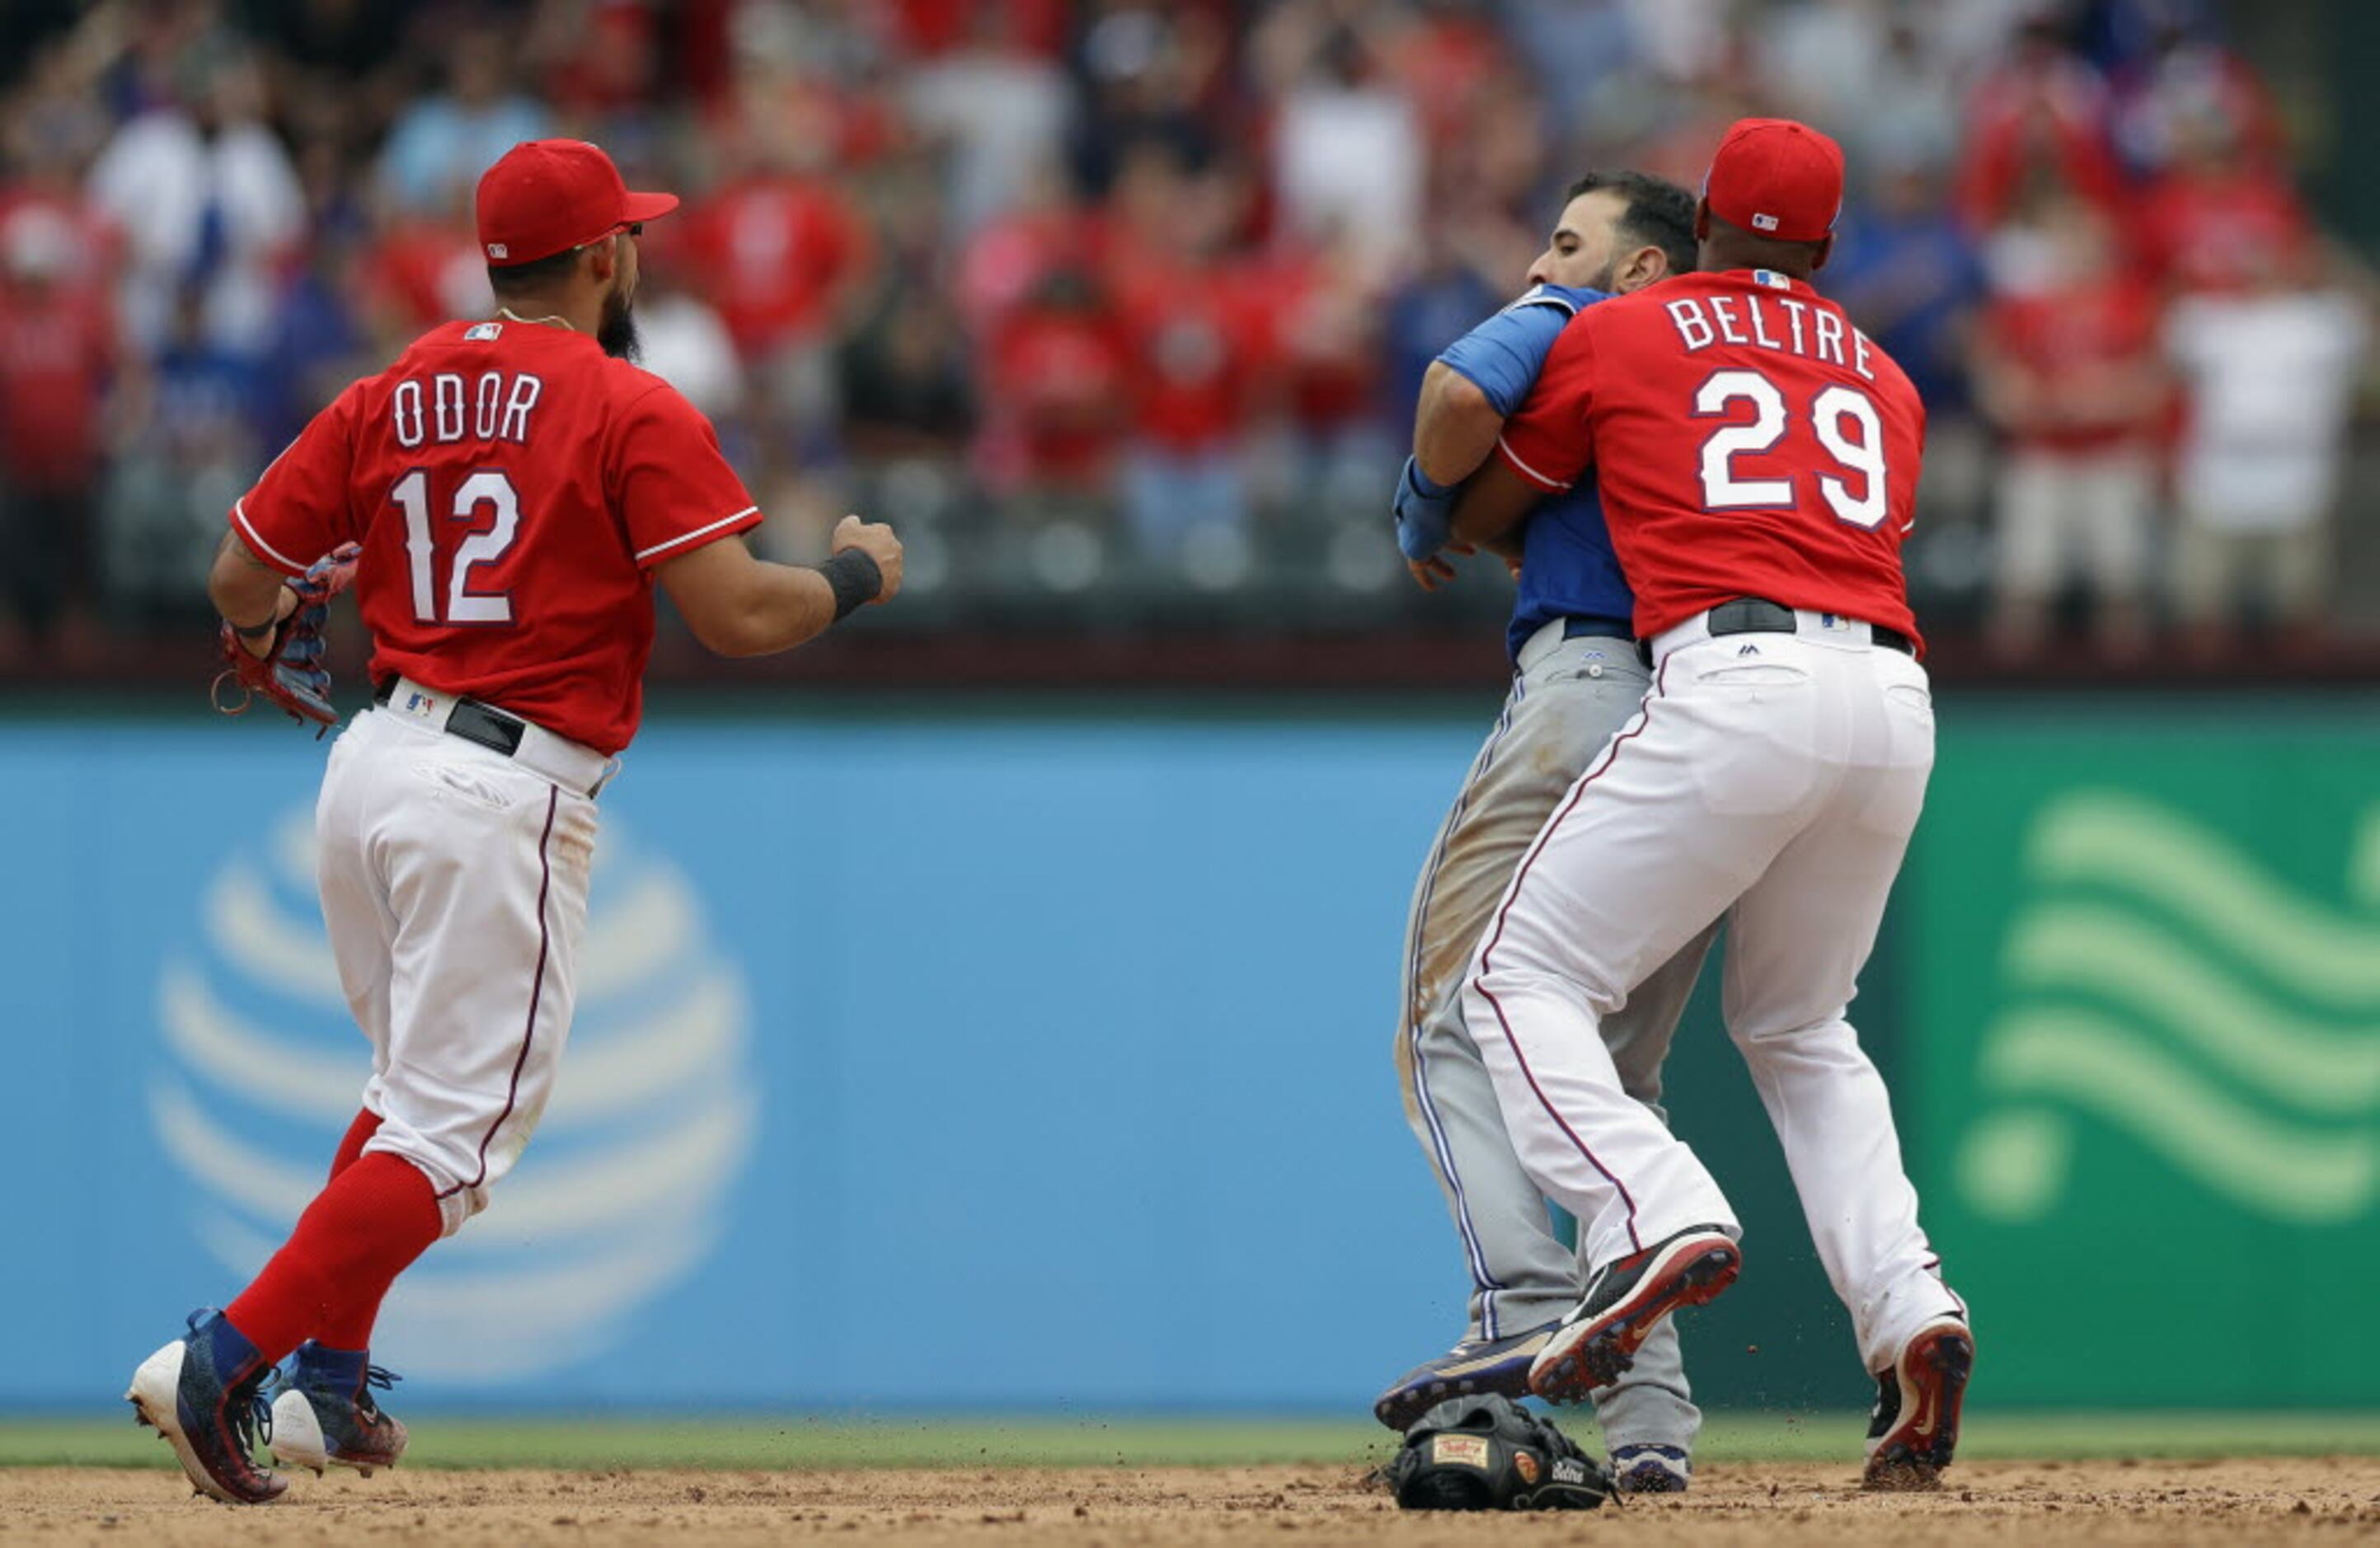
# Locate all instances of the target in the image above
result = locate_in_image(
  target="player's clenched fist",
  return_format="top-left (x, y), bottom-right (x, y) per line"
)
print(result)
top-left (831, 514), bottom-right (904, 604)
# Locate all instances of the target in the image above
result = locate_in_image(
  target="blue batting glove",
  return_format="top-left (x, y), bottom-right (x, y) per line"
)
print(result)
top-left (1393, 456), bottom-right (1456, 561)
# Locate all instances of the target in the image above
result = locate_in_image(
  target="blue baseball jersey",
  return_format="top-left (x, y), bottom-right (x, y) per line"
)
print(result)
top-left (1434, 284), bottom-right (1636, 660)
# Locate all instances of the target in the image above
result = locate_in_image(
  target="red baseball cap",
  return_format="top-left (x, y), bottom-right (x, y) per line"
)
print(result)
top-left (1702, 118), bottom-right (1845, 243)
top-left (476, 139), bottom-right (678, 266)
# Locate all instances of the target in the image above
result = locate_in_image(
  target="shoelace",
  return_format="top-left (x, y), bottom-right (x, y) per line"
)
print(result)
top-left (230, 1372), bottom-right (275, 1453)
top-left (180, 1311), bottom-right (274, 1457)
top-left (265, 1355), bottom-right (403, 1422)
top-left (355, 1364), bottom-right (400, 1420)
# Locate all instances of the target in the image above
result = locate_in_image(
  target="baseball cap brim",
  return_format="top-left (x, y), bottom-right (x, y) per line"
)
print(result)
top-left (623, 191), bottom-right (679, 224)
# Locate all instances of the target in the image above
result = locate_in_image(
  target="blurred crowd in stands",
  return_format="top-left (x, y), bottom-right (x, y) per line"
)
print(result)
top-left (0, 0), bottom-right (2371, 677)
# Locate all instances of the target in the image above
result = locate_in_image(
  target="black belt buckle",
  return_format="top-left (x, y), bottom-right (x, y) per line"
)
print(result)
top-left (373, 678), bottom-right (525, 757)
top-left (1706, 598), bottom-right (1797, 636)
top-left (447, 701), bottom-right (525, 757)
top-left (1645, 598), bottom-right (1914, 662)
top-left (1711, 598), bottom-right (1913, 656)
top-left (1561, 614), bottom-right (1635, 642)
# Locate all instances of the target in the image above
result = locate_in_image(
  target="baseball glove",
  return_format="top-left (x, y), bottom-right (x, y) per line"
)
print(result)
top-left (1385, 1394), bottom-right (1614, 1512)
top-left (211, 543), bottom-right (362, 735)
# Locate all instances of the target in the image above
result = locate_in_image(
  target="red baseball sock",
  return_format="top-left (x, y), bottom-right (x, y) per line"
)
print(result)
top-left (302, 1109), bottom-right (395, 1350)
top-left (225, 1152), bottom-right (442, 1364)
top-left (328, 1108), bottom-right (382, 1181)
top-left (317, 1283), bottom-right (397, 1353)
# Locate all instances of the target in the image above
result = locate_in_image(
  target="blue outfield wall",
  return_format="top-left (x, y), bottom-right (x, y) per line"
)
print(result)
top-left (1, 707), bottom-right (1504, 1411)
top-left (2, 703), bottom-right (1874, 1414)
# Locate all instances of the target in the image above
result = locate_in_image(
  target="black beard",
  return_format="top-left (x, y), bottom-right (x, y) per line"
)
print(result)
top-left (1584, 260), bottom-right (1622, 294)
top-left (599, 288), bottom-right (641, 361)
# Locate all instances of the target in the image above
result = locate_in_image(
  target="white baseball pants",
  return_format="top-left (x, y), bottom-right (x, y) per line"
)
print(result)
top-left (1461, 612), bottom-right (1965, 1374)
top-left (314, 699), bottom-right (603, 1236)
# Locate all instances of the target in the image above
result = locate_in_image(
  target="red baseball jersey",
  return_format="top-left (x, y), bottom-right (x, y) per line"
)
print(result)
top-left (231, 319), bottom-right (763, 754)
top-left (1496, 268), bottom-right (1927, 647)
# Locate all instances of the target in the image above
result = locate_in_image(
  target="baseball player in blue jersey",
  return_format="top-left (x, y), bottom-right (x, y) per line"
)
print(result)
top-left (1379, 171), bottom-right (1717, 1494)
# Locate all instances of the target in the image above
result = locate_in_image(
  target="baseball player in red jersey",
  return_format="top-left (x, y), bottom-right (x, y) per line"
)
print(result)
top-left (126, 140), bottom-right (904, 1503)
top-left (1443, 120), bottom-right (1973, 1491)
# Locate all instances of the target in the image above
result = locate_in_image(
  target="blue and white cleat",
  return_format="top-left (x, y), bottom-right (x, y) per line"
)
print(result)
top-left (124, 1309), bottom-right (287, 1503)
top-left (1373, 1325), bottom-right (1556, 1431)
top-left (270, 1341), bottom-right (408, 1476)
top-left (1610, 1442), bottom-right (1692, 1494)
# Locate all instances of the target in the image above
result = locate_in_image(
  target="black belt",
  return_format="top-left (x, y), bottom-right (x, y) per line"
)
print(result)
top-left (1639, 598), bottom-right (1915, 665)
top-left (1560, 614), bottom-right (1636, 641)
top-left (373, 678), bottom-right (526, 758)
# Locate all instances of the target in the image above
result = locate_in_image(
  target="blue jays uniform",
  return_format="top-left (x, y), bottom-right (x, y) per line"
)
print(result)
top-left (1381, 279), bottom-right (1718, 1466)
top-left (1433, 284), bottom-right (1636, 659)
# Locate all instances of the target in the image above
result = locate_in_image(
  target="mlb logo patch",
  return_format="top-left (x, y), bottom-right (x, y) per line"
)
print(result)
top-left (464, 322), bottom-right (504, 342)
top-left (487, 242), bottom-right (509, 260)
top-left (1752, 212), bottom-right (1779, 232)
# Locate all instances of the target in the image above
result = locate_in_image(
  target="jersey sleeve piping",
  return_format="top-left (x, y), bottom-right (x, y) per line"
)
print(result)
top-left (1495, 434), bottom-right (1575, 492)
top-left (634, 504), bottom-right (763, 563)
top-left (230, 496), bottom-right (311, 577)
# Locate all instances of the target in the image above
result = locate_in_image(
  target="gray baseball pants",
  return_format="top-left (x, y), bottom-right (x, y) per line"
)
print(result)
top-left (1395, 622), bottom-right (1719, 1452)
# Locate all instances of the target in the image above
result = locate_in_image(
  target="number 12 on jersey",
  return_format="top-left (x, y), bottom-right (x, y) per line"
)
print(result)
top-left (1693, 369), bottom-right (1891, 531)
top-left (391, 468), bottom-right (523, 625)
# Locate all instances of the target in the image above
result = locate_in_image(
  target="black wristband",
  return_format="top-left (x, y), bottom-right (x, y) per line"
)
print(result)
top-left (230, 612), bottom-right (279, 640)
top-left (818, 548), bottom-right (883, 622)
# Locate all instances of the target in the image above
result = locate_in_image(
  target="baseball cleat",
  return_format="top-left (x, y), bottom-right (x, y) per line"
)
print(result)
top-left (270, 1341), bottom-right (408, 1477)
top-left (1529, 1226), bottom-right (1739, 1403)
top-left (1373, 1324), bottom-right (1556, 1431)
top-left (1609, 1442), bottom-right (1692, 1494)
top-left (124, 1309), bottom-right (287, 1504)
top-left (1863, 1316), bottom-right (1974, 1491)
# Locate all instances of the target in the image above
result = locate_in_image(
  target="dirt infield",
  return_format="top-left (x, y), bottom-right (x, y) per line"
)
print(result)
top-left (7, 1459), bottom-right (2378, 1546)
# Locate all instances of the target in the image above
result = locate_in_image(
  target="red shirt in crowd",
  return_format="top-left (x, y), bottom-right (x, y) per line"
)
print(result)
top-left (887, 0), bottom-right (1070, 56)
top-left (363, 224), bottom-right (485, 332)
top-left (1955, 57), bottom-right (2127, 229)
top-left (1110, 259), bottom-right (1266, 453)
top-left (1381, 12), bottom-right (1508, 150)
top-left (958, 204), bottom-right (1111, 337)
top-left (681, 176), bottom-right (871, 359)
top-left (2133, 168), bottom-right (2310, 295)
top-left (984, 294), bottom-right (1130, 486)
top-left (1246, 249), bottom-right (1378, 432)
top-left (541, 0), bottom-right (662, 117)
top-left (1979, 275), bottom-right (2163, 453)
top-left (1497, 269), bottom-right (1927, 645)
top-left (231, 319), bottom-right (763, 754)
top-left (0, 281), bottom-right (115, 491)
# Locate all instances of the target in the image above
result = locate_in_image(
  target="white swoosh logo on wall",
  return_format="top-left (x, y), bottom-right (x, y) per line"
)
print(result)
top-left (160, 962), bottom-right (364, 1116)
top-left (1959, 790), bottom-right (2380, 1227)
top-left (162, 960), bottom-right (749, 1129)
top-left (2004, 908), bottom-right (2380, 1111)
top-left (2028, 791), bottom-right (2380, 1001)
top-left (1977, 1007), bottom-right (2375, 1222)
top-left (577, 870), bottom-right (697, 1000)
top-left (154, 1080), bottom-right (757, 1245)
top-left (209, 859), bottom-right (700, 1007)
top-left (207, 865), bottom-right (347, 1004)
